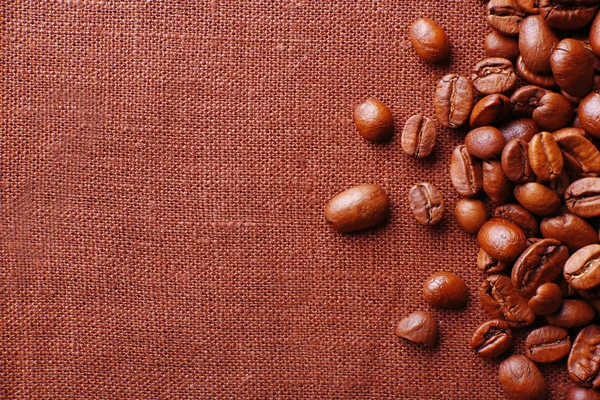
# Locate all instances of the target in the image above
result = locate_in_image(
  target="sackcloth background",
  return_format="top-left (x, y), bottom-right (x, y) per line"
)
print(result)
top-left (0, 1), bottom-right (577, 398)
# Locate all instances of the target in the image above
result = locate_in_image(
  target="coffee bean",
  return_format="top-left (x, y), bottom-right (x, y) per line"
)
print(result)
top-left (516, 55), bottom-right (558, 89)
top-left (580, 39), bottom-right (600, 73)
top-left (511, 85), bottom-right (548, 118)
top-left (498, 118), bottom-right (541, 142)
top-left (591, 11), bottom-right (600, 56)
top-left (455, 198), bottom-right (488, 234)
top-left (541, 214), bottom-right (599, 252)
top-left (540, 0), bottom-right (599, 30)
top-left (511, 238), bottom-right (569, 297)
top-left (478, 247), bottom-right (511, 274)
top-left (545, 299), bottom-right (596, 328)
top-left (528, 132), bottom-right (564, 181)
top-left (567, 386), bottom-right (600, 400)
top-left (470, 319), bottom-right (513, 359)
top-left (564, 244), bottom-right (600, 290)
top-left (466, 127), bottom-right (507, 160)
top-left (538, 169), bottom-right (570, 197)
top-left (554, 127), bottom-right (600, 175)
top-left (499, 355), bottom-right (548, 400)
top-left (514, 182), bottom-right (561, 215)
top-left (493, 203), bottom-right (539, 237)
top-left (525, 325), bottom-right (572, 363)
top-left (470, 94), bottom-right (511, 128)
top-left (551, 39), bottom-right (595, 98)
top-left (578, 91), bottom-right (600, 138)
top-left (409, 18), bottom-right (450, 63)
top-left (450, 145), bottom-right (483, 197)
top-left (325, 184), bottom-right (390, 233)
top-left (395, 311), bottom-right (438, 348)
top-left (568, 324), bottom-right (600, 388)
top-left (565, 177), bottom-right (600, 217)
top-left (516, 0), bottom-right (540, 14)
top-left (528, 282), bottom-right (563, 315)
top-left (484, 31), bottom-right (520, 61)
top-left (483, 160), bottom-right (512, 205)
top-left (434, 74), bottom-right (474, 128)
top-left (423, 271), bottom-right (468, 308)
top-left (519, 15), bottom-right (559, 75)
top-left (354, 98), bottom-right (394, 142)
top-left (401, 114), bottom-right (436, 159)
top-left (471, 57), bottom-right (517, 94)
top-left (533, 92), bottom-right (574, 131)
top-left (487, 0), bottom-right (526, 36)
top-left (478, 218), bottom-right (527, 262)
top-left (408, 183), bottom-right (444, 226)
top-left (502, 139), bottom-right (534, 183)
top-left (480, 275), bottom-right (536, 327)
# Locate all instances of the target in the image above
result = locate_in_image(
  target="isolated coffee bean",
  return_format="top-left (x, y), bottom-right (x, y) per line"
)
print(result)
top-left (502, 139), bottom-right (534, 183)
top-left (493, 203), bottom-right (539, 237)
top-left (395, 311), bottom-right (438, 348)
top-left (533, 92), bottom-right (574, 131)
top-left (499, 355), bottom-right (548, 400)
top-left (408, 183), bottom-right (444, 226)
top-left (470, 319), bottom-right (512, 359)
top-left (325, 184), bottom-right (389, 233)
top-left (516, 55), bottom-right (558, 89)
top-left (565, 177), bottom-right (600, 217)
top-left (487, 0), bottom-right (526, 36)
top-left (498, 118), bottom-right (540, 142)
top-left (483, 160), bottom-right (512, 205)
top-left (579, 91), bottom-right (600, 138)
top-left (465, 126), bottom-right (506, 159)
top-left (545, 299), bottom-right (596, 328)
top-left (455, 198), bottom-right (488, 234)
top-left (471, 57), bottom-right (517, 94)
top-left (401, 114), bottom-right (436, 159)
top-left (591, 11), bottom-right (600, 56)
top-left (525, 325), bottom-right (571, 363)
top-left (450, 145), bottom-right (483, 197)
top-left (554, 128), bottom-right (600, 175)
top-left (541, 214), bottom-right (599, 253)
top-left (470, 94), bottom-right (511, 128)
top-left (354, 98), bottom-right (394, 142)
top-left (480, 275), bottom-right (536, 327)
top-left (551, 39), bottom-right (595, 98)
top-left (567, 386), bottom-right (600, 400)
top-left (568, 324), bottom-right (600, 388)
top-left (510, 85), bottom-right (548, 117)
top-left (528, 132), bottom-right (564, 181)
top-left (564, 244), bottom-right (600, 290)
top-left (423, 271), bottom-right (468, 308)
top-left (484, 31), bottom-right (520, 61)
top-left (516, 0), bottom-right (540, 14)
top-left (520, 15), bottom-right (559, 75)
top-left (528, 282), bottom-right (563, 315)
top-left (540, 0), bottom-right (599, 30)
top-left (478, 247), bottom-right (511, 274)
top-left (478, 218), bottom-right (527, 263)
top-left (434, 74), bottom-right (474, 128)
top-left (514, 182), bottom-right (561, 215)
top-left (409, 18), bottom-right (450, 64)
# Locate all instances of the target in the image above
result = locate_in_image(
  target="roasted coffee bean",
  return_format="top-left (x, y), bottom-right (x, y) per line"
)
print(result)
top-left (450, 145), bottom-right (483, 197)
top-left (568, 324), bottom-right (600, 388)
top-left (528, 132), bottom-right (564, 181)
top-left (499, 355), bottom-right (548, 400)
top-left (579, 91), bottom-right (600, 138)
top-left (545, 299), bottom-right (596, 328)
top-left (455, 198), bottom-right (488, 234)
top-left (533, 92), bottom-right (574, 131)
top-left (514, 182), bottom-right (561, 215)
top-left (483, 160), bottom-right (512, 205)
top-left (478, 218), bottom-right (528, 262)
top-left (471, 57), bottom-right (517, 94)
top-left (395, 311), bottom-right (438, 348)
top-left (511, 85), bottom-right (548, 118)
top-left (409, 18), bottom-right (450, 64)
top-left (408, 183), bottom-right (444, 226)
top-left (493, 203), bottom-right (539, 237)
top-left (325, 184), bottom-right (390, 233)
top-left (487, 0), bottom-right (526, 36)
top-left (565, 177), bottom-right (600, 217)
top-left (528, 282), bottom-right (563, 315)
top-left (502, 139), bottom-right (535, 183)
top-left (516, 0), bottom-right (540, 14)
top-left (478, 247), bottom-right (511, 274)
top-left (564, 244), bottom-right (600, 290)
top-left (580, 39), bottom-right (600, 73)
top-left (525, 325), bottom-right (571, 363)
top-left (354, 98), bottom-right (394, 142)
top-left (540, 0), bottom-right (599, 31)
top-left (465, 126), bottom-right (506, 159)
top-left (499, 118), bottom-right (540, 142)
top-left (480, 275), bottom-right (536, 327)
top-left (516, 55), bottom-right (558, 89)
top-left (470, 94), bottom-right (511, 128)
top-left (519, 15), bottom-right (559, 75)
top-left (484, 31), bottom-right (520, 61)
top-left (423, 271), bottom-right (468, 308)
top-left (401, 114), bottom-right (436, 159)
top-left (554, 127), bottom-right (600, 175)
top-left (470, 319), bottom-right (513, 359)
top-left (551, 39), bottom-right (595, 98)
top-left (434, 74), bottom-right (474, 128)
top-left (592, 11), bottom-right (600, 56)
top-left (541, 214), bottom-right (599, 252)
top-left (567, 386), bottom-right (600, 400)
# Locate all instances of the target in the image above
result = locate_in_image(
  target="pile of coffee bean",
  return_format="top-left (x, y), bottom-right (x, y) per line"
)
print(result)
top-left (324, 2), bottom-right (600, 399)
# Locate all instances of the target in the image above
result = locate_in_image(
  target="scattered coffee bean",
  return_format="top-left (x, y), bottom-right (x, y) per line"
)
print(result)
top-left (525, 325), bottom-right (572, 363)
top-left (486, 0), bottom-right (525, 36)
top-left (532, 92), bottom-right (574, 132)
top-left (483, 160), bottom-right (512, 205)
top-left (480, 275), bottom-right (536, 327)
top-left (502, 139), bottom-right (534, 183)
top-left (409, 18), bottom-right (450, 64)
top-left (568, 324), bottom-right (600, 388)
top-left (450, 144), bottom-right (483, 197)
top-left (511, 85), bottom-right (548, 118)
top-left (514, 182), bottom-right (561, 215)
top-left (434, 74), bottom-right (474, 128)
top-left (516, 55), bottom-right (558, 89)
top-left (545, 299), bottom-right (596, 328)
top-left (465, 126), bottom-right (506, 159)
top-left (478, 247), bottom-right (511, 274)
top-left (499, 355), bottom-right (548, 400)
top-left (554, 127), bottom-right (600, 175)
top-left (551, 39), bottom-right (595, 98)
top-left (528, 282), bottom-right (563, 315)
top-left (591, 11), bottom-right (600, 56)
top-left (528, 132), bottom-right (564, 181)
top-left (564, 244), bottom-right (600, 290)
top-left (471, 57), bottom-right (517, 94)
top-left (484, 31), bottom-right (519, 61)
top-left (541, 214), bottom-right (599, 253)
top-left (395, 311), bottom-right (438, 348)
top-left (565, 177), bottom-right (600, 218)
top-left (401, 114), bottom-right (437, 159)
top-left (519, 15), bottom-right (559, 75)
top-left (579, 91), bottom-right (600, 138)
top-left (493, 203), bottom-right (539, 237)
top-left (470, 319), bottom-right (513, 359)
top-left (470, 94), bottom-right (511, 128)
top-left (539, 0), bottom-right (598, 31)
top-left (567, 386), bottom-right (600, 400)
top-left (454, 198), bottom-right (488, 235)
top-left (354, 98), bottom-right (394, 142)
top-left (325, 184), bottom-right (389, 233)
top-left (478, 218), bottom-right (527, 262)
top-left (499, 118), bottom-right (540, 143)
top-left (408, 183), bottom-right (444, 226)
top-left (423, 271), bottom-right (468, 309)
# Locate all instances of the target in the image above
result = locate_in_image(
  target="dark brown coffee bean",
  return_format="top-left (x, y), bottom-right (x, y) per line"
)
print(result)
top-left (516, 55), bottom-right (558, 89)
top-left (478, 218), bottom-right (527, 262)
top-left (450, 145), bottom-right (483, 197)
top-left (580, 39), bottom-right (600, 73)
top-left (514, 182), bottom-right (561, 215)
top-left (528, 282), bottom-right (563, 315)
top-left (480, 275), bottom-right (536, 327)
top-left (499, 355), bottom-right (548, 400)
top-left (354, 98), bottom-right (394, 142)
top-left (510, 85), bottom-right (548, 117)
top-left (499, 118), bottom-right (541, 142)
top-left (540, 0), bottom-right (599, 30)
top-left (325, 184), bottom-right (389, 233)
top-left (395, 311), bottom-right (438, 348)
top-left (567, 386), bottom-right (600, 400)
top-left (533, 92), bottom-right (574, 131)
top-left (541, 214), bottom-right (599, 252)
top-left (484, 31), bottom-right (520, 61)
top-left (564, 244), bottom-right (600, 290)
top-left (519, 15), bottom-right (560, 74)
top-left (545, 299), bottom-right (596, 328)
top-left (551, 39), bottom-right (595, 98)
top-left (434, 74), bottom-right (474, 128)
top-left (487, 0), bottom-right (526, 36)
top-left (465, 126), bottom-right (506, 159)
top-left (525, 325), bottom-right (571, 363)
top-left (579, 91), bottom-right (600, 138)
top-left (591, 11), bottom-right (600, 56)
top-left (494, 203), bottom-right (539, 237)
top-left (401, 114), bottom-right (436, 159)
top-left (528, 132), bottom-right (564, 181)
top-left (470, 319), bottom-right (513, 359)
top-left (565, 177), bottom-right (600, 217)
top-left (512, 238), bottom-right (569, 297)
top-left (568, 324), bottom-right (600, 388)
top-left (516, 0), bottom-right (540, 14)
top-left (423, 271), bottom-right (468, 308)
top-left (470, 94), bottom-right (511, 128)
top-left (409, 18), bottom-right (450, 64)
top-left (483, 160), bottom-right (512, 205)
top-left (502, 139), bottom-right (535, 183)
top-left (554, 128), bottom-right (600, 175)
top-left (407, 183), bottom-right (444, 226)
top-left (471, 57), bottom-right (517, 94)
top-left (478, 247), bottom-right (511, 274)
top-left (455, 198), bottom-right (488, 234)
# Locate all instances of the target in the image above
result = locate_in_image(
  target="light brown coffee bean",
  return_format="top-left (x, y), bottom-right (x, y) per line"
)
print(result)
top-left (498, 118), bottom-right (540, 142)
top-left (502, 139), bottom-right (535, 183)
top-left (450, 145), bottom-right (483, 197)
top-left (545, 299), bottom-right (596, 328)
top-left (354, 98), bottom-right (394, 142)
top-left (533, 92), bottom-right (574, 132)
top-left (434, 74), bottom-right (474, 128)
top-left (470, 94), bottom-right (511, 128)
top-left (395, 311), bottom-right (438, 348)
top-left (510, 85), bottom-right (548, 117)
top-left (564, 244), bottom-right (600, 290)
top-left (409, 18), bottom-right (450, 64)
top-left (528, 132), bottom-right (564, 181)
top-left (551, 39), bottom-right (595, 98)
top-left (516, 55), bottom-right (558, 89)
top-left (470, 319), bottom-right (513, 359)
top-left (478, 247), bottom-right (511, 274)
top-left (478, 218), bottom-right (527, 263)
top-left (565, 177), bottom-right (600, 217)
top-left (499, 355), bottom-right (548, 400)
top-left (471, 57), bottom-right (517, 94)
top-left (541, 214), bottom-right (598, 253)
top-left (325, 184), bottom-right (389, 233)
top-left (401, 114), bottom-right (436, 159)
top-left (483, 160), bottom-right (512, 205)
top-left (487, 0), bottom-right (526, 36)
top-left (423, 271), bottom-right (468, 309)
top-left (568, 324), bottom-right (600, 388)
top-left (480, 275), bottom-right (536, 327)
top-left (465, 126), bottom-right (506, 159)
top-left (484, 31), bottom-right (520, 61)
top-left (514, 182), bottom-right (561, 215)
top-left (525, 325), bottom-right (571, 363)
top-left (528, 282), bottom-right (563, 315)
top-left (455, 198), bottom-right (488, 235)
top-left (579, 91), bottom-right (600, 138)
top-left (519, 15), bottom-right (559, 75)
top-left (540, 0), bottom-right (599, 30)
top-left (408, 183), bottom-right (444, 226)
top-left (554, 127), bottom-right (600, 175)
top-left (493, 203), bottom-right (539, 237)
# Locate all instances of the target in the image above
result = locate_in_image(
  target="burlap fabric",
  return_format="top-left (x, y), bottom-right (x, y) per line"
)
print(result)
top-left (1, 1), bottom-right (576, 398)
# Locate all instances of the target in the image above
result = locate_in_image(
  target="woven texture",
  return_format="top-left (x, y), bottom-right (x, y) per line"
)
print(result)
top-left (1, 1), bottom-right (574, 398)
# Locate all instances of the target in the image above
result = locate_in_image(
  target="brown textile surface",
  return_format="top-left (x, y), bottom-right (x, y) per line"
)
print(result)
top-left (0, 1), bottom-right (576, 398)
